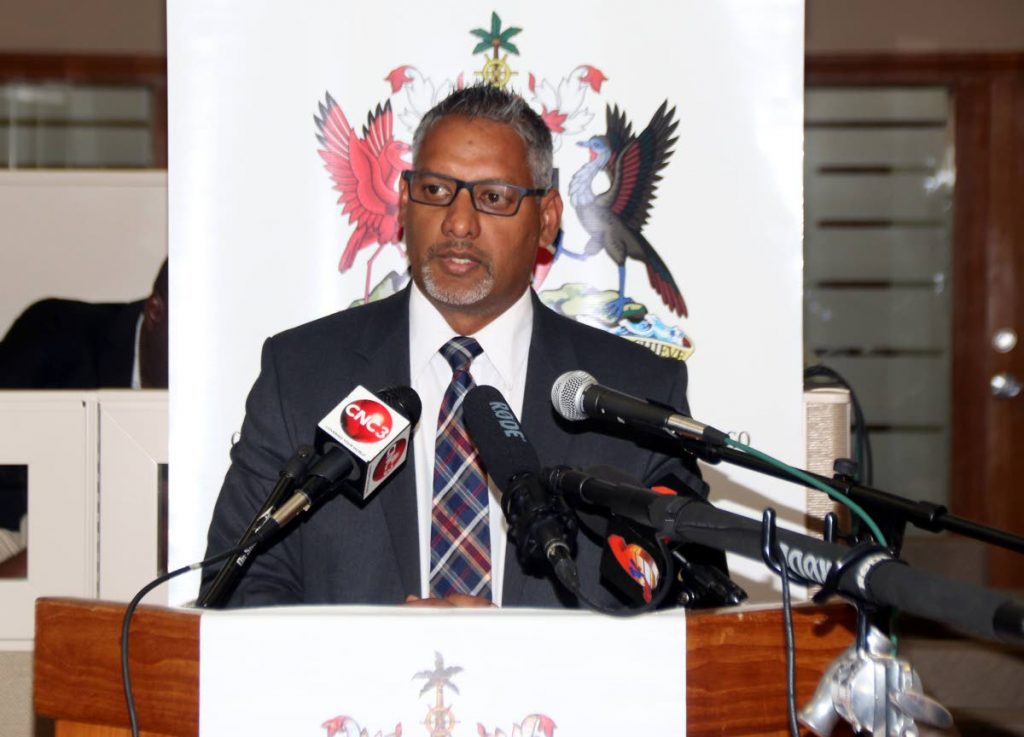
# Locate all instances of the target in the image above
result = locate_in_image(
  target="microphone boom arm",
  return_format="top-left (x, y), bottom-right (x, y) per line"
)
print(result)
top-left (675, 435), bottom-right (1024, 557)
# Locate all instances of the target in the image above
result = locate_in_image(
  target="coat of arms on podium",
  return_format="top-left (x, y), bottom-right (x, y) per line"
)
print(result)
top-left (321, 651), bottom-right (557, 737)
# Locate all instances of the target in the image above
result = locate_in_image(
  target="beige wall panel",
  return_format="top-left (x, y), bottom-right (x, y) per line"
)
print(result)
top-left (0, 651), bottom-right (31, 737)
top-left (0, 0), bottom-right (164, 54)
top-left (0, 171), bottom-right (167, 337)
top-left (807, 0), bottom-right (1024, 52)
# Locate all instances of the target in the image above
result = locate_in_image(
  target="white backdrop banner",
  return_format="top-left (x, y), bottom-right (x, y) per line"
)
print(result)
top-left (168, 1), bottom-right (805, 602)
top-left (200, 606), bottom-right (687, 737)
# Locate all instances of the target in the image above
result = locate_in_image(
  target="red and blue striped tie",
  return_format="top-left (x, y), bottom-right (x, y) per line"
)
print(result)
top-left (429, 336), bottom-right (491, 599)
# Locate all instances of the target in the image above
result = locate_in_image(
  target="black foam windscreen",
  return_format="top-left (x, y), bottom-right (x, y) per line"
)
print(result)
top-left (376, 385), bottom-right (422, 425)
top-left (462, 384), bottom-right (540, 488)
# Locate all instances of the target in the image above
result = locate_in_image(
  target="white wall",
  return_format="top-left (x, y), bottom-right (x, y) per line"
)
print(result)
top-left (0, 171), bottom-right (167, 337)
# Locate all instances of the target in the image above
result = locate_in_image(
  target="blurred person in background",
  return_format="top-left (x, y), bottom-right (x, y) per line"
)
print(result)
top-left (0, 258), bottom-right (168, 577)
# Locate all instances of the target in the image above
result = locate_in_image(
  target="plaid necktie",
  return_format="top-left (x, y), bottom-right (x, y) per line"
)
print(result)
top-left (429, 336), bottom-right (491, 599)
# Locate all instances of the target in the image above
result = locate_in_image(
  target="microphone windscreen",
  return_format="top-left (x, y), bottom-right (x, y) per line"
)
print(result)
top-left (550, 370), bottom-right (596, 421)
top-left (463, 385), bottom-right (540, 489)
top-left (376, 385), bottom-right (422, 426)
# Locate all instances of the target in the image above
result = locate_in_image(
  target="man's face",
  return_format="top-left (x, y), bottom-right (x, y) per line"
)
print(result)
top-left (400, 115), bottom-right (562, 333)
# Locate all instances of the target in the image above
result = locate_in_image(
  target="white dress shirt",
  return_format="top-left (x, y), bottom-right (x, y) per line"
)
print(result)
top-left (130, 312), bottom-right (143, 389)
top-left (408, 280), bottom-right (533, 605)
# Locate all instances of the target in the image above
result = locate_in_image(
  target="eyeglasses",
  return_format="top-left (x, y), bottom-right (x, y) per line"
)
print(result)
top-left (401, 170), bottom-right (549, 217)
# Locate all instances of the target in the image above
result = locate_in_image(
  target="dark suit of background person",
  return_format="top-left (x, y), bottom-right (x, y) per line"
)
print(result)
top-left (0, 260), bottom-right (168, 576)
top-left (0, 298), bottom-right (144, 389)
top-left (201, 286), bottom-right (704, 607)
top-left (0, 259), bottom-right (168, 390)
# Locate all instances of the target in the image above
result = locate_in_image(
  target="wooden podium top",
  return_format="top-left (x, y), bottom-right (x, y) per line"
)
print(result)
top-left (34, 597), bottom-right (855, 737)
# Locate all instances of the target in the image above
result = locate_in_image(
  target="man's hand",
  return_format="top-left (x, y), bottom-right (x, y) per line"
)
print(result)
top-left (403, 594), bottom-right (495, 608)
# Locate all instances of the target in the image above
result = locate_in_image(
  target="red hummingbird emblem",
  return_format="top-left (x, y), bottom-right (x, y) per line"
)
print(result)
top-left (314, 95), bottom-right (411, 301)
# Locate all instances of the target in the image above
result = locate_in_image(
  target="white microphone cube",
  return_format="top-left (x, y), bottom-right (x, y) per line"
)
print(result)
top-left (317, 385), bottom-right (412, 499)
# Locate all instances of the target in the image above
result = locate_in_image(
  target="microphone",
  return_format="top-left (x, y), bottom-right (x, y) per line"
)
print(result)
top-left (461, 385), bottom-right (579, 590)
top-left (547, 466), bottom-right (1024, 645)
top-left (198, 444), bottom-right (317, 608)
top-left (586, 464), bottom-right (747, 608)
top-left (252, 385), bottom-right (421, 544)
top-left (551, 370), bottom-right (728, 445)
top-left (315, 385), bottom-right (421, 500)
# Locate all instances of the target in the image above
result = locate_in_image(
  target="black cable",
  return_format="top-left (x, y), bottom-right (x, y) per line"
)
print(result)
top-left (775, 545), bottom-right (799, 737)
top-left (199, 445), bottom-right (316, 608)
top-left (760, 508), bottom-right (799, 737)
top-left (568, 579), bottom-right (655, 618)
top-left (121, 545), bottom-right (245, 737)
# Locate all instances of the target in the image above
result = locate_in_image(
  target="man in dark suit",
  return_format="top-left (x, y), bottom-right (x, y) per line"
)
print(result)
top-left (202, 86), bottom-right (704, 608)
top-left (0, 259), bottom-right (169, 390)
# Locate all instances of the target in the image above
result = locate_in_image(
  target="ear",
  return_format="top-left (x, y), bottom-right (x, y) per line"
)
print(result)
top-left (537, 189), bottom-right (563, 249)
top-left (143, 292), bottom-right (165, 328)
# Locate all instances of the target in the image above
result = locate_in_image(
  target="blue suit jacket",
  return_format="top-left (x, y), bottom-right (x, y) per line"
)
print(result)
top-left (202, 288), bottom-right (703, 607)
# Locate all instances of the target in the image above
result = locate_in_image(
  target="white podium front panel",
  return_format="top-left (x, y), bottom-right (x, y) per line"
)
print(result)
top-left (98, 391), bottom-right (169, 603)
top-left (201, 606), bottom-right (686, 737)
top-left (0, 393), bottom-right (96, 646)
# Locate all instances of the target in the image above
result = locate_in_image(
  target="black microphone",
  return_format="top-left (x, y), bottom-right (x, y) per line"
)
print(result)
top-left (462, 385), bottom-right (579, 591)
top-left (248, 444), bottom-right (319, 533)
top-left (550, 370), bottom-right (728, 445)
top-left (198, 444), bottom-right (317, 608)
top-left (547, 466), bottom-right (1024, 645)
top-left (251, 385), bottom-right (421, 544)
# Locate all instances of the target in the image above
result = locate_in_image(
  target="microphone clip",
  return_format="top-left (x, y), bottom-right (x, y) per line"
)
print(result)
top-left (501, 473), bottom-right (579, 572)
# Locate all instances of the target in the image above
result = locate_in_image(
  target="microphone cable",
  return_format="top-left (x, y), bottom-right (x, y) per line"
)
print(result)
top-left (722, 435), bottom-right (887, 548)
top-left (766, 522), bottom-right (800, 737)
top-left (121, 543), bottom-right (249, 737)
top-left (550, 371), bottom-right (886, 545)
top-left (199, 445), bottom-right (317, 608)
top-left (557, 531), bottom-right (678, 618)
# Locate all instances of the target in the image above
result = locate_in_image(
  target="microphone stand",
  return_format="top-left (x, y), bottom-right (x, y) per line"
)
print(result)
top-left (198, 445), bottom-right (317, 608)
top-left (667, 435), bottom-right (1023, 737)
top-left (673, 435), bottom-right (1024, 558)
top-left (750, 506), bottom-right (955, 736)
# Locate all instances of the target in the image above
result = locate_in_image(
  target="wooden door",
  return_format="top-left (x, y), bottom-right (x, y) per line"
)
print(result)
top-left (955, 68), bottom-right (1024, 589)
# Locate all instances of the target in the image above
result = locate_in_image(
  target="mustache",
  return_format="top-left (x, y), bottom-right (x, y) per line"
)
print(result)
top-left (426, 241), bottom-right (489, 265)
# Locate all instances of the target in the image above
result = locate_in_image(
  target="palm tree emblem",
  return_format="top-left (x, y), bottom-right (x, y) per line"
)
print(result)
top-left (414, 652), bottom-right (463, 737)
top-left (470, 12), bottom-right (522, 88)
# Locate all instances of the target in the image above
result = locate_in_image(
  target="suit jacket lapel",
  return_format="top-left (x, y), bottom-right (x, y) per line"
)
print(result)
top-left (502, 292), bottom-right (579, 605)
top-left (349, 288), bottom-right (421, 597)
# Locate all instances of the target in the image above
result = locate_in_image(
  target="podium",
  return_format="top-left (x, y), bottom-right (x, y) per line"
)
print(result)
top-left (34, 597), bottom-right (855, 737)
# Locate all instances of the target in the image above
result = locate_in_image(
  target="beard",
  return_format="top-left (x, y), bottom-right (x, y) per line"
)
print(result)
top-left (419, 243), bottom-right (494, 306)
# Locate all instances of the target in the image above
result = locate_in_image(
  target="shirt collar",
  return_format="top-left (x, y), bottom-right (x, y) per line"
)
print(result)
top-left (408, 280), bottom-right (534, 384)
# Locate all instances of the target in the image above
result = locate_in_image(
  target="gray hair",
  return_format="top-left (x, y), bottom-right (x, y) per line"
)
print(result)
top-left (411, 84), bottom-right (554, 189)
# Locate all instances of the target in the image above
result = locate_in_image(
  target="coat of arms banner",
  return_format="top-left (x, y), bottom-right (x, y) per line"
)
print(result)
top-left (168, 0), bottom-right (805, 602)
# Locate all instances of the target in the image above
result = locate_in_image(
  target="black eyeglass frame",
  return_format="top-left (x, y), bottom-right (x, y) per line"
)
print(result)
top-left (401, 169), bottom-right (550, 217)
